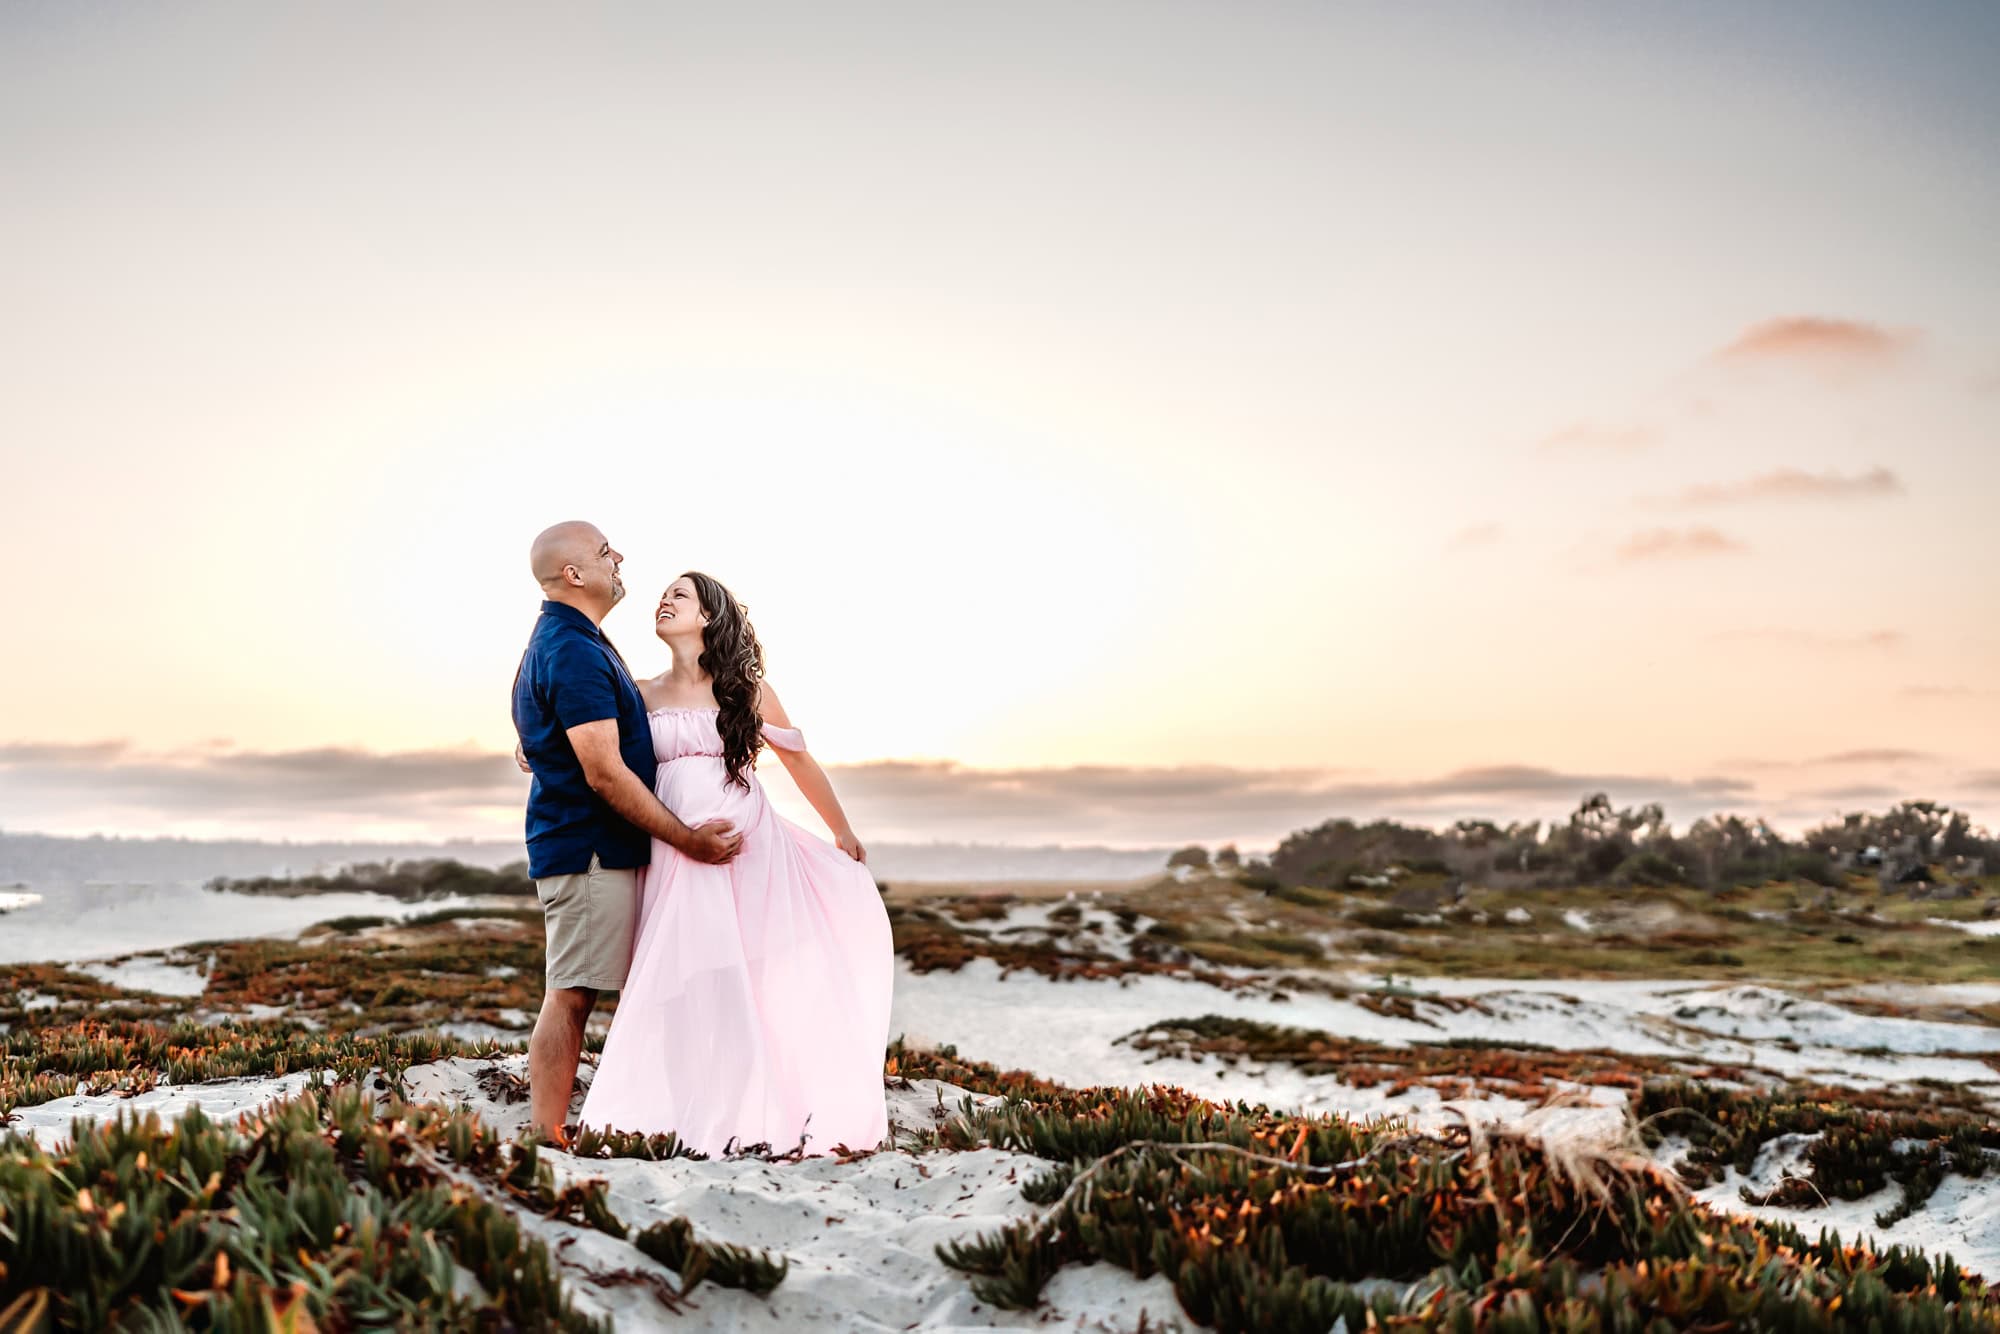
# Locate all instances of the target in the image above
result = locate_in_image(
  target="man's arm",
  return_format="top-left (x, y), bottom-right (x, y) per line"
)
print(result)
top-left (567, 720), bottom-right (743, 864)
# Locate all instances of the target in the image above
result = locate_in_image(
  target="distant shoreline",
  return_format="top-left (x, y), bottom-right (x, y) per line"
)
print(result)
top-left (0, 831), bottom-right (1175, 886)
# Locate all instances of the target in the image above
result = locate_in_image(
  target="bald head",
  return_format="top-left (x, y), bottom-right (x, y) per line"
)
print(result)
top-left (531, 521), bottom-right (605, 588)
top-left (529, 521), bottom-right (626, 621)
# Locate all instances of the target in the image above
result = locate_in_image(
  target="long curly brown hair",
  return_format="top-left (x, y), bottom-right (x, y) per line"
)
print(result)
top-left (682, 571), bottom-right (766, 789)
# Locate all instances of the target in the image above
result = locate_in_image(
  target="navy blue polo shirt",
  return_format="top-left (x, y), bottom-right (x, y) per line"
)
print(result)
top-left (512, 600), bottom-right (658, 878)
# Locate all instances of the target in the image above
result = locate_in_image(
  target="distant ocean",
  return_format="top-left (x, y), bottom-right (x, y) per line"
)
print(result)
top-left (0, 833), bottom-right (1172, 965)
top-left (0, 834), bottom-right (522, 965)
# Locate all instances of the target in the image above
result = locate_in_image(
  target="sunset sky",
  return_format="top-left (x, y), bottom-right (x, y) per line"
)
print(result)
top-left (2, 2), bottom-right (1996, 847)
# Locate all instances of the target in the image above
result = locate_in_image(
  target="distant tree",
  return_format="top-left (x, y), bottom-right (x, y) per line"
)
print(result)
top-left (206, 858), bottom-right (534, 902)
top-left (1674, 813), bottom-right (1787, 890)
top-left (1804, 801), bottom-right (1997, 870)
top-left (1236, 857), bottom-right (1281, 893)
top-left (1267, 818), bottom-right (1448, 888)
top-left (1214, 844), bottom-right (1241, 869)
top-left (1246, 798), bottom-right (1993, 895)
top-left (1166, 845), bottom-right (1211, 872)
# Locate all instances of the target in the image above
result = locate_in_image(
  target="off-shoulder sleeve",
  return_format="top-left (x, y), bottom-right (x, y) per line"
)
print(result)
top-left (760, 721), bottom-right (807, 752)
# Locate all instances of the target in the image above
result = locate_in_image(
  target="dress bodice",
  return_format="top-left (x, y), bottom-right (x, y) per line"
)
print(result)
top-left (647, 706), bottom-right (806, 763)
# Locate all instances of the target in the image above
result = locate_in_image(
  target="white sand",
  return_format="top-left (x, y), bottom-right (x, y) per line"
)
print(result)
top-left (1825, 981), bottom-right (2000, 1007)
top-left (75, 954), bottom-right (209, 997)
top-left (10, 1072), bottom-right (320, 1150)
top-left (1929, 916), bottom-right (2000, 937)
top-left (1686, 1134), bottom-right (2000, 1279)
top-left (1643, 983), bottom-right (2000, 1054)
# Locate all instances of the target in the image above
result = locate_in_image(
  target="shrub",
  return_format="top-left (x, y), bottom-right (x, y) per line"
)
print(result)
top-left (1783, 851), bottom-right (1844, 888)
top-left (1348, 906), bottom-right (1421, 931)
top-left (1685, 949), bottom-right (1745, 967)
top-left (632, 1218), bottom-right (789, 1295)
top-left (1611, 851), bottom-right (1684, 887)
top-left (318, 914), bottom-right (391, 932)
top-left (210, 858), bottom-right (535, 902)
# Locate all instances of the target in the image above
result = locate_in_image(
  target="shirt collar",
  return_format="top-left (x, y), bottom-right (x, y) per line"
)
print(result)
top-left (540, 600), bottom-right (602, 637)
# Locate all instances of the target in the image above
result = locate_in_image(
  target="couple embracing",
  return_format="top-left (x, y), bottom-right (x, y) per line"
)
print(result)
top-left (510, 521), bottom-right (893, 1156)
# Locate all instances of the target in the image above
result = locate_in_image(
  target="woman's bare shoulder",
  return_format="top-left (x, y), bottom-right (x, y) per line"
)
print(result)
top-left (755, 680), bottom-right (793, 726)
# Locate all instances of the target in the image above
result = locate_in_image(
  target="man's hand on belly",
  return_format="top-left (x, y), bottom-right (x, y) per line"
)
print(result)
top-left (679, 820), bottom-right (743, 864)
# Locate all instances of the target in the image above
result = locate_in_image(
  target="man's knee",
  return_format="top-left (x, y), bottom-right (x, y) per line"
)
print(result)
top-left (538, 985), bottom-right (596, 1026)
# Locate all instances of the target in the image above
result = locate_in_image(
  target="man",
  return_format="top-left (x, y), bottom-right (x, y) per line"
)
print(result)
top-left (512, 520), bottom-right (743, 1143)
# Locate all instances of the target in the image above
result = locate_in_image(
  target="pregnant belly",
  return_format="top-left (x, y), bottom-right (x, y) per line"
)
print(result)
top-left (655, 755), bottom-right (766, 828)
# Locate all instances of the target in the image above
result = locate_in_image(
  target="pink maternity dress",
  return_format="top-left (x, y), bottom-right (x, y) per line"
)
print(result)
top-left (577, 706), bottom-right (893, 1156)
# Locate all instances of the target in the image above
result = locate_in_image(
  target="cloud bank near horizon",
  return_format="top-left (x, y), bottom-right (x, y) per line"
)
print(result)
top-left (1, 740), bottom-right (1988, 849)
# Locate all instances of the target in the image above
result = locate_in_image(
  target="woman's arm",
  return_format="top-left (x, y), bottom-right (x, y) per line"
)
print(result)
top-left (757, 682), bottom-right (866, 863)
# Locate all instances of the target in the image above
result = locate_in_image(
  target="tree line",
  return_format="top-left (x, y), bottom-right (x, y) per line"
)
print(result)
top-left (1166, 796), bottom-right (1996, 892)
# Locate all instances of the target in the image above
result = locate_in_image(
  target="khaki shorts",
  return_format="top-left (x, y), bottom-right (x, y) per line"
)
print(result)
top-left (536, 853), bottom-right (638, 991)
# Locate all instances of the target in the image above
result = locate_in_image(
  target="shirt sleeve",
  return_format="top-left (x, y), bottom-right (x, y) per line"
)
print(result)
top-left (545, 637), bottom-right (622, 731)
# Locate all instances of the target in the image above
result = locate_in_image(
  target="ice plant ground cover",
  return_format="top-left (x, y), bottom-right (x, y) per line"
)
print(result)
top-left (0, 869), bottom-right (1996, 1329)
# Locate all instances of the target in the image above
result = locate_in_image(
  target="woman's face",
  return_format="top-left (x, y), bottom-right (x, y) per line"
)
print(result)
top-left (654, 576), bottom-right (708, 643)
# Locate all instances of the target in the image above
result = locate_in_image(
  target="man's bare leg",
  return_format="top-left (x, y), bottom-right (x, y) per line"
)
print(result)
top-left (529, 985), bottom-right (596, 1141)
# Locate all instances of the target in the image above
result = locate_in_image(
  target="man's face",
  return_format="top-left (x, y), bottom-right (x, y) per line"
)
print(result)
top-left (572, 529), bottom-right (625, 608)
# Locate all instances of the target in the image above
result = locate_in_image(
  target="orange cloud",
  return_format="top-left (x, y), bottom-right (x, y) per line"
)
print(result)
top-left (1713, 316), bottom-right (1915, 367)
top-left (1447, 522), bottom-right (1503, 550)
top-left (1655, 466), bottom-right (1903, 509)
top-left (1538, 422), bottom-right (1657, 453)
top-left (1712, 628), bottom-right (1904, 651)
top-left (1615, 527), bottom-right (1748, 562)
top-left (1903, 684), bottom-right (1992, 699)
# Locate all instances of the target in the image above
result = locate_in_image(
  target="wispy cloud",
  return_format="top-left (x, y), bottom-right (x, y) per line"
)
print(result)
top-left (1614, 527), bottom-right (1748, 562)
top-left (1446, 522), bottom-right (1503, 551)
top-left (1811, 748), bottom-right (1933, 766)
top-left (1712, 316), bottom-right (1916, 368)
top-left (798, 761), bottom-right (1758, 842)
top-left (1710, 628), bottom-right (1905, 652)
top-left (1537, 422), bottom-right (1657, 453)
top-left (1649, 466), bottom-right (1903, 510)
top-left (0, 741), bottom-right (132, 765)
top-left (1721, 750), bottom-right (1934, 773)
top-left (1801, 783), bottom-right (1906, 804)
top-left (0, 741), bottom-right (520, 821)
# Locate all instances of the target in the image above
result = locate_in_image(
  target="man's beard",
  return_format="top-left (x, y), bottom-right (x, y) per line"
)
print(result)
top-left (609, 579), bottom-right (626, 605)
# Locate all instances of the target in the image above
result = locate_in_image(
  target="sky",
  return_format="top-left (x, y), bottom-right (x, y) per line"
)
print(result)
top-left (2, 1), bottom-right (1996, 849)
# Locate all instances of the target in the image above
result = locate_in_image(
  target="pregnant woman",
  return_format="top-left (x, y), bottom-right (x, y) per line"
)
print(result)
top-left (577, 571), bottom-right (893, 1157)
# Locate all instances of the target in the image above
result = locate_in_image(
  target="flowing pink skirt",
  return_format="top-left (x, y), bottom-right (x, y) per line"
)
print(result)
top-left (577, 753), bottom-right (894, 1157)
